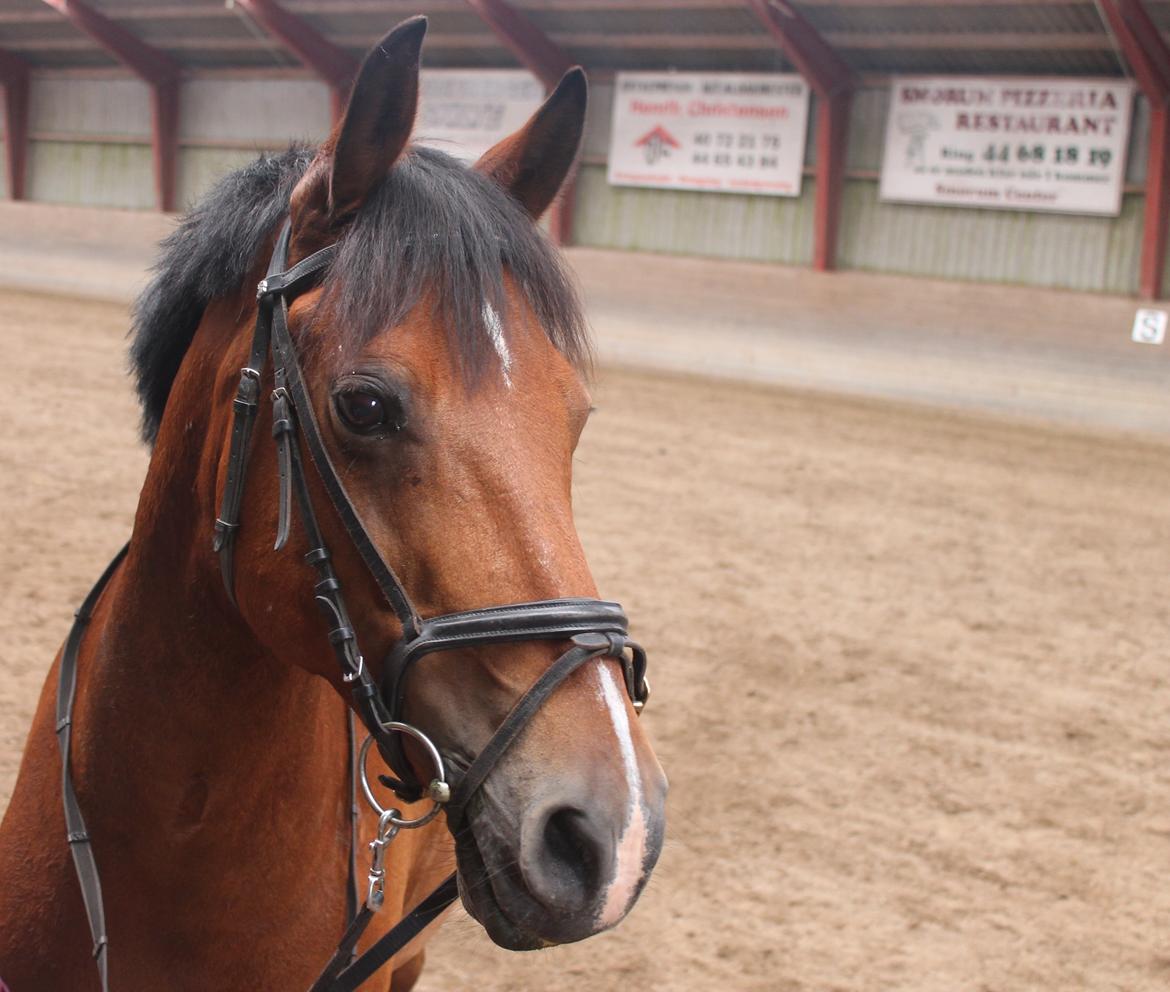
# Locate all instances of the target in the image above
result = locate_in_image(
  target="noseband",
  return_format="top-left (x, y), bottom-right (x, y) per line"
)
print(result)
top-left (57, 218), bottom-right (649, 992)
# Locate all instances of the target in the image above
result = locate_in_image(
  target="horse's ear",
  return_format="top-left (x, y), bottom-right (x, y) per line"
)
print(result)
top-left (474, 68), bottom-right (587, 220)
top-left (318, 16), bottom-right (426, 222)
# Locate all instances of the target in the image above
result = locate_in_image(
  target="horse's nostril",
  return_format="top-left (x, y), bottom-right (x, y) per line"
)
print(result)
top-left (522, 804), bottom-right (610, 914)
top-left (545, 808), bottom-right (600, 892)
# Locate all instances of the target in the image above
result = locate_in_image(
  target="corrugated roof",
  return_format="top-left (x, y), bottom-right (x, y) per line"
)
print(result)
top-left (0, 1), bottom-right (1149, 79)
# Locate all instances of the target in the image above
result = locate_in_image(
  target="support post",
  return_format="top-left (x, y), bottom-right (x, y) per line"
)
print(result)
top-left (0, 50), bottom-right (29, 201)
top-left (814, 91), bottom-right (850, 271)
top-left (465, 0), bottom-right (578, 245)
top-left (748, 0), bottom-right (855, 272)
top-left (230, 0), bottom-right (357, 125)
top-left (40, 0), bottom-right (181, 211)
top-left (1142, 105), bottom-right (1170, 301)
top-left (1098, 0), bottom-right (1170, 299)
top-left (152, 79), bottom-right (179, 212)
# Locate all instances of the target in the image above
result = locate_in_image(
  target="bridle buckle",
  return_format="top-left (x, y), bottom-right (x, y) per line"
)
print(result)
top-left (341, 655), bottom-right (364, 683)
top-left (633, 676), bottom-right (650, 714)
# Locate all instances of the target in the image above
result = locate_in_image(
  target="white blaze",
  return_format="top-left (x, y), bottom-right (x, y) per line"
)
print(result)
top-left (595, 664), bottom-right (647, 928)
top-left (482, 303), bottom-right (513, 388)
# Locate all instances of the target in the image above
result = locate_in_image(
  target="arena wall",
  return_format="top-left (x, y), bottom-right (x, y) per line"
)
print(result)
top-left (0, 71), bottom-right (1161, 298)
top-left (572, 84), bottom-right (1156, 297)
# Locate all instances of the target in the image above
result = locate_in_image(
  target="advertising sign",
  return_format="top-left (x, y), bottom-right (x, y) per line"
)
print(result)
top-left (416, 69), bottom-right (544, 162)
top-left (879, 76), bottom-right (1135, 216)
top-left (607, 72), bottom-right (810, 197)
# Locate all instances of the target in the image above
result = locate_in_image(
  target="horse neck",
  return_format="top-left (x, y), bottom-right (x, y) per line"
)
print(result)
top-left (77, 294), bottom-right (345, 859)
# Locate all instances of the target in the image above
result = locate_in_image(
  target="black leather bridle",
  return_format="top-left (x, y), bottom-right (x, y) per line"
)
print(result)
top-left (56, 218), bottom-right (650, 992)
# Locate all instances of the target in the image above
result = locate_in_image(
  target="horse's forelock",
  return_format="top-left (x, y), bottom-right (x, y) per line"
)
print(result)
top-left (130, 144), bottom-right (589, 447)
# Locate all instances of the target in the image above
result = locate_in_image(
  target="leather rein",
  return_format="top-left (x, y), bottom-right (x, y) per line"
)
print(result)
top-left (55, 218), bottom-right (649, 992)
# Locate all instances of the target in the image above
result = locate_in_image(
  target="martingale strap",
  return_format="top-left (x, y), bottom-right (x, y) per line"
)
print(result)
top-left (308, 875), bottom-right (459, 992)
top-left (55, 543), bottom-right (129, 992)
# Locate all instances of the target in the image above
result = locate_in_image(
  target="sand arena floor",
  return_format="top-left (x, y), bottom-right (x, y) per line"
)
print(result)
top-left (2, 287), bottom-right (1169, 991)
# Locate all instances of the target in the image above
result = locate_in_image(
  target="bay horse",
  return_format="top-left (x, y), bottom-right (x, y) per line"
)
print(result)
top-left (0, 17), bottom-right (665, 991)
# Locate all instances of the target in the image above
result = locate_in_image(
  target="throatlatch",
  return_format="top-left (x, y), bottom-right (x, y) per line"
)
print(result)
top-left (60, 217), bottom-right (649, 992)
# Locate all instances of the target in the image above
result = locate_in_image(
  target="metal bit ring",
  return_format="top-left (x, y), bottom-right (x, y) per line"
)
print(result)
top-left (358, 727), bottom-right (447, 829)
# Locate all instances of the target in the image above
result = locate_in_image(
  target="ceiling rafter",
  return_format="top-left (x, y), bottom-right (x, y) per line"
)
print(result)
top-left (38, 0), bottom-right (180, 209)
top-left (39, 0), bottom-right (179, 84)
top-left (747, 0), bottom-right (853, 273)
top-left (0, 2), bottom-right (1149, 83)
top-left (5, 30), bottom-right (1148, 57)
top-left (1097, 0), bottom-right (1170, 99)
top-left (229, 0), bottom-right (357, 90)
top-left (229, 0), bottom-right (359, 120)
top-left (464, 0), bottom-right (574, 89)
top-left (462, 1), bottom-right (576, 243)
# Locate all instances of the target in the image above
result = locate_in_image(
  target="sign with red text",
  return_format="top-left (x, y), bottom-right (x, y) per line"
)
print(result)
top-left (416, 69), bottom-right (543, 162)
top-left (607, 72), bottom-right (809, 196)
top-left (880, 76), bottom-right (1135, 216)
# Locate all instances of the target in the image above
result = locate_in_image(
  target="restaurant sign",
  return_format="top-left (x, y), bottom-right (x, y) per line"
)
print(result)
top-left (879, 76), bottom-right (1135, 216)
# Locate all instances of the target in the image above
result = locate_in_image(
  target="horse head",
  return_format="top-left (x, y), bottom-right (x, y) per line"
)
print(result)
top-left (213, 18), bottom-right (666, 951)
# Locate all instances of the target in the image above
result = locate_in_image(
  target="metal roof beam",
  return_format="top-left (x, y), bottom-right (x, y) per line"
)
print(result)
top-left (462, 0), bottom-right (742, 7)
top-left (39, 0), bottom-right (180, 210)
top-left (464, 0), bottom-right (574, 90)
top-left (0, 49), bottom-right (30, 200)
top-left (13, 31), bottom-right (1169, 56)
top-left (747, 1), bottom-right (854, 272)
top-left (464, 0), bottom-right (578, 245)
top-left (39, 0), bottom-right (179, 85)
top-left (230, 0), bottom-right (357, 96)
top-left (1097, 0), bottom-right (1170, 100)
top-left (748, 0), bottom-right (853, 98)
top-left (796, 0), bottom-right (1083, 5)
top-left (229, 0), bottom-right (358, 121)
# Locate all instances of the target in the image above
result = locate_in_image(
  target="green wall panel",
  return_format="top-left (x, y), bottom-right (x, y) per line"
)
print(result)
top-left (14, 74), bottom-right (1156, 299)
top-left (176, 146), bottom-right (272, 212)
top-left (27, 141), bottom-right (154, 209)
top-left (837, 180), bottom-right (1143, 296)
top-left (572, 164), bottom-right (814, 266)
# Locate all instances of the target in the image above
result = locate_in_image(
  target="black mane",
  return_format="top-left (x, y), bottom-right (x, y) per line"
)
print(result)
top-left (130, 145), bottom-right (588, 445)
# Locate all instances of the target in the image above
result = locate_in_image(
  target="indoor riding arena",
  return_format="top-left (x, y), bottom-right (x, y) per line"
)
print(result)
top-left (2, 3), bottom-right (1169, 991)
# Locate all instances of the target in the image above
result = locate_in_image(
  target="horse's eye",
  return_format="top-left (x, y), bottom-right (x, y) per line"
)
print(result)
top-left (335, 389), bottom-right (392, 434)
